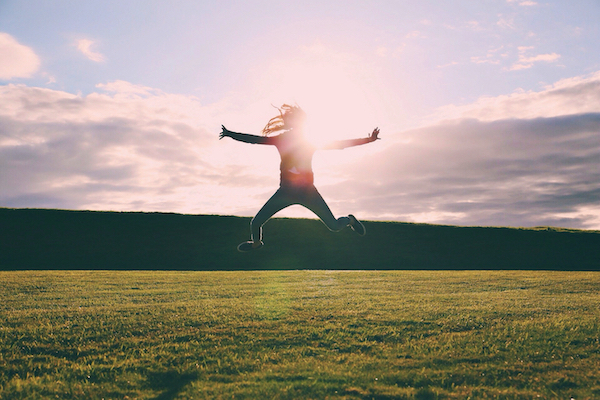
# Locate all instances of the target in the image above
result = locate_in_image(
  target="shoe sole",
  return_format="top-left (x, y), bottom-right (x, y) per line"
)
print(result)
top-left (349, 215), bottom-right (366, 236)
top-left (237, 241), bottom-right (263, 252)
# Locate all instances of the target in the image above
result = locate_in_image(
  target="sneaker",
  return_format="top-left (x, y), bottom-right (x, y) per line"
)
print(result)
top-left (237, 241), bottom-right (264, 252)
top-left (348, 214), bottom-right (366, 236)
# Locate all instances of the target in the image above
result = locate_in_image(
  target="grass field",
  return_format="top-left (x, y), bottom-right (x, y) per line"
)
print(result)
top-left (1, 271), bottom-right (599, 399)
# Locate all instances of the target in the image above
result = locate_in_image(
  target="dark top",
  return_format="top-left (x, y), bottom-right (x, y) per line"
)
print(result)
top-left (270, 131), bottom-right (316, 186)
top-left (226, 129), bottom-right (373, 187)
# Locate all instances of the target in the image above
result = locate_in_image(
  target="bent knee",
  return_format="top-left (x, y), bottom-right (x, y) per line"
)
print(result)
top-left (326, 217), bottom-right (350, 232)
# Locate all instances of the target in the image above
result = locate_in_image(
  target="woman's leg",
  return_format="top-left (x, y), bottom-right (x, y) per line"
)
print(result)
top-left (251, 187), bottom-right (296, 242)
top-left (303, 186), bottom-right (350, 231)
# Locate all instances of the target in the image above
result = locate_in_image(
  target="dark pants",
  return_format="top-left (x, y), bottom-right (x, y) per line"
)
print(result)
top-left (251, 184), bottom-right (350, 242)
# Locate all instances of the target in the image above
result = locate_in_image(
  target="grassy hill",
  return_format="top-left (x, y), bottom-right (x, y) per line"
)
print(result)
top-left (1, 207), bottom-right (598, 270)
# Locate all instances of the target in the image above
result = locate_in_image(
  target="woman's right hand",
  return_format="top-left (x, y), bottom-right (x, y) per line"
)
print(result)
top-left (369, 127), bottom-right (380, 141)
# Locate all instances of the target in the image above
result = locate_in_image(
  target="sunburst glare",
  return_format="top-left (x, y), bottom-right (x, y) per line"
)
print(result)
top-left (252, 44), bottom-right (385, 148)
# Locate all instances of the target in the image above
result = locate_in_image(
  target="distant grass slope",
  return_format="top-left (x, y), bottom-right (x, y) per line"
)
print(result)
top-left (1, 208), bottom-right (599, 270)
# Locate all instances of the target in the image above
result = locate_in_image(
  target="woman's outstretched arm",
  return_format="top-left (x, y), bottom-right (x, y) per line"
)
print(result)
top-left (219, 125), bottom-right (275, 145)
top-left (322, 128), bottom-right (380, 150)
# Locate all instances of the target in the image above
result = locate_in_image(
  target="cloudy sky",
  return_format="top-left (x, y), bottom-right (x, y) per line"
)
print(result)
top-left (1, 0), bottom-right (599, 229)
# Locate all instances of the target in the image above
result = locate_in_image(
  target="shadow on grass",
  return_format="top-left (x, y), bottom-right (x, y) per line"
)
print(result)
top-left (146, 370), bottom-right (198, 400)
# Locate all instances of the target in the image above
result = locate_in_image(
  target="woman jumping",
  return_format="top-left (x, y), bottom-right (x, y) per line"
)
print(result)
top-left (220, 104), bottom-right (380, 252)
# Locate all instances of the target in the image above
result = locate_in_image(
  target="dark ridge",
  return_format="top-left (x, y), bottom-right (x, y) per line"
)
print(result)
top-left (1, 208), bottom-right (598, 270)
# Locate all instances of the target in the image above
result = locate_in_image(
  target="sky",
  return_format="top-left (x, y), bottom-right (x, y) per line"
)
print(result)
top-left (1, 0), bottom-right (600, 229)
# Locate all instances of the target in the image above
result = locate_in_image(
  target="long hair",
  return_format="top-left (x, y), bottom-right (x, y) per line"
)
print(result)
top-left (262, 104), bottom-right (306, 136)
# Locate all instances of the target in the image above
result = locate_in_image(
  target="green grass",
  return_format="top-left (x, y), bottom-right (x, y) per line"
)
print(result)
top-left (1, 271), bottom-right (599, 399)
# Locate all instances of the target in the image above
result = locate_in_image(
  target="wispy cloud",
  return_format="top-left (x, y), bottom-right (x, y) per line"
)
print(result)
top-left (470, 46), bottom-right (507, 65)
top-left (497, 15), bottom-right (516, 29)
top-left (507, 0), bottom-right (538, 6)
top-left (471, 56), bottom-right (500, 65)
top-left (437, 61), bottom-right (459, 69)
top-left (466, 21), bottom-right (483, 31)
top-left (405, 30), bottom-right (423, 39)
top-left (375, 44), bottom-right (405, 58)
top-left (510, 46), bottom-right (560, 70)
top-left (77, 39), bottom-right (105, 62)
top-left (434, 71), bottom-right (600, 121)
top-left (44, 74), bottom-right (56, 85)
top-left (0, 32), bottom-right (40, 79)
top-left (375, 46), bottom-right (388, 57)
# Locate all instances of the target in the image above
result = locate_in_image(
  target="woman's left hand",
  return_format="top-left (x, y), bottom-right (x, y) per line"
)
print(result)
top-left (219, 125), bottom-right (231, 140)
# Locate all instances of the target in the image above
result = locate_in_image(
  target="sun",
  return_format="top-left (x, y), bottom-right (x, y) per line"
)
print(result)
top-left (252, 44), bottom-right (384, 147)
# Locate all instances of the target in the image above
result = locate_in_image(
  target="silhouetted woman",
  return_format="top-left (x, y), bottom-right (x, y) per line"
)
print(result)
top-left (220, 104), bottom-right (380, 252)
